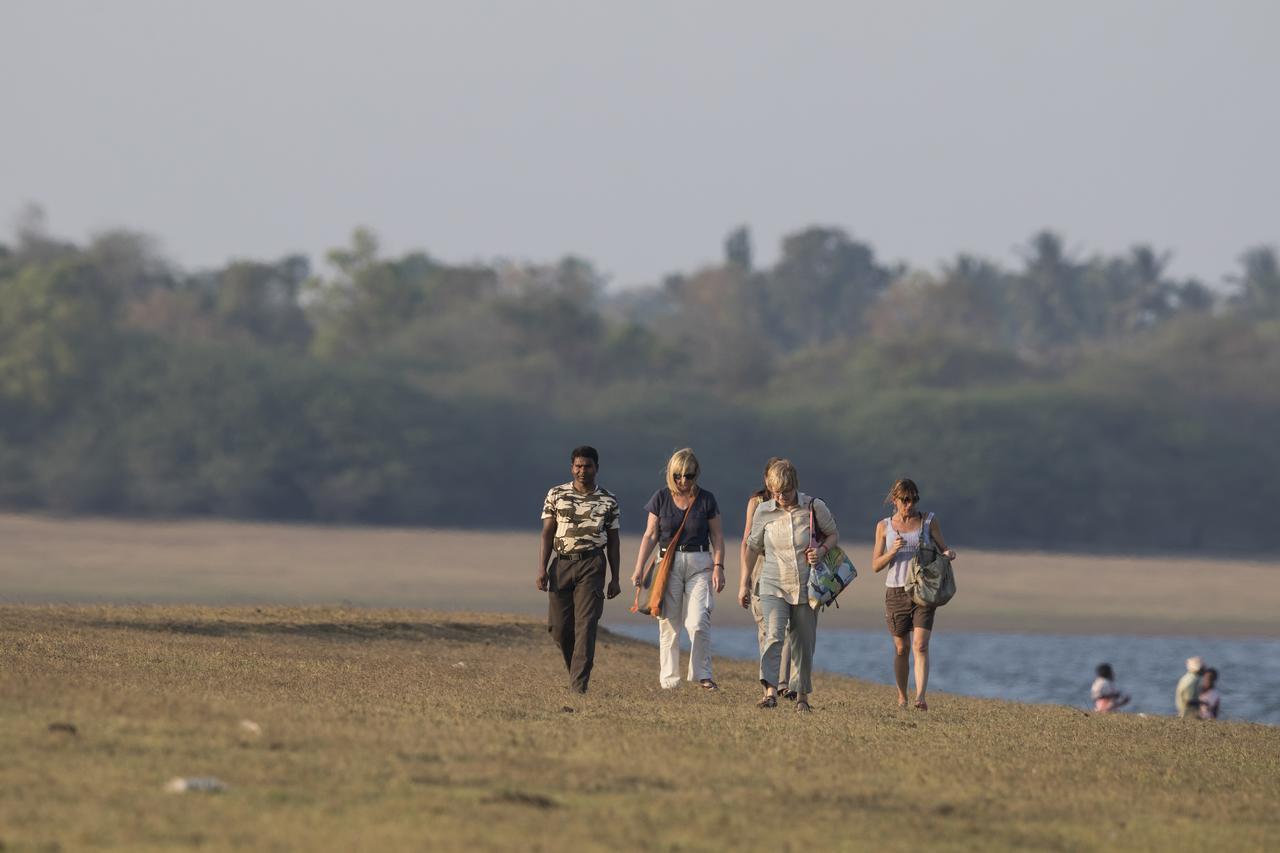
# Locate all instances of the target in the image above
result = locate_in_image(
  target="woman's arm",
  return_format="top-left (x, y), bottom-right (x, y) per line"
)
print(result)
top-left (709, 515), bottom-right (726, 593)
top-left (929, 516), bottom-right (957, 560)
top-left (631, 512), bottom-right (661, 586)
top-left (739, 544), bottom-right (762, 608)
top-left (739, 499), bottom-right (765, 608)
top-left (738, 496), bottom-right (759, 575)
top-left (871, 519), bottom-right (902, 573)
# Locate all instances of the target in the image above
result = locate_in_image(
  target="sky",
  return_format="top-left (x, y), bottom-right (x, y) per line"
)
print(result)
top-left (2, 1), bottom-right (1276, 290)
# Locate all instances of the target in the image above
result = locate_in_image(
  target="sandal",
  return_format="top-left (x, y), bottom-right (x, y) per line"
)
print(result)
top-left (796, 700), bottom-right (812, 713)
top-left (699, 679), bottom-right (719, 691)
top-left (780, 688), bottom-right (798, 701)
top-left (756, 696), bottom-right (777, 709)
top-left (914, 700), bottom-right (929, 711)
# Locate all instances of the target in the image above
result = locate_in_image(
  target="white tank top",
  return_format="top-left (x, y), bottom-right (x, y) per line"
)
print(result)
top-left (883, 512), bottom-right (932, 587)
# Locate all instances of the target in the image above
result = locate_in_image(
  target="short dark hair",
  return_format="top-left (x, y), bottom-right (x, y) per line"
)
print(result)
top-left (1096, 663), bottom-right (1114, 679)
top-left (570, 446), bottom-right (599, 465)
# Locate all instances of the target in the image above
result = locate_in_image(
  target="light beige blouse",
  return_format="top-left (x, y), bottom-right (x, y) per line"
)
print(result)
top-left (747, 493), bottom-right (838, 605)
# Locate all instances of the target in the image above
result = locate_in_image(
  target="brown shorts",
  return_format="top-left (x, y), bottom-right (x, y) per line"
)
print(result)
top-left (885, 587), bottom-right (935, 636)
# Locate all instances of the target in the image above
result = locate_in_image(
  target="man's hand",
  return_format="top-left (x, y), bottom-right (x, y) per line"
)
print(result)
top-left (712, 566), bottom-right (725, 593)
top-left (606, 578), bottom-right (621, 599)
top-left (536, 570), bottom-right (548, 591)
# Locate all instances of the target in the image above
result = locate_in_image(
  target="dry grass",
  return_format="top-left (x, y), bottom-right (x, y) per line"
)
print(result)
top-left (3, 513), bottom-right (1278, 637)
top-left (1, 605), bottom-right (1277, 852)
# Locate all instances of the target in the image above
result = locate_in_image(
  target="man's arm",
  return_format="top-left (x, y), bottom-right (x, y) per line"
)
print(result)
top-left (537, 517), bottom-right (555, 591)
top-left (605, 528), bottom-right (621, 599)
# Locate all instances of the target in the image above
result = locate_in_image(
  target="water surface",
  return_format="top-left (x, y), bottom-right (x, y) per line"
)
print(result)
top-left (606, 623), bottom-right (1280, 725)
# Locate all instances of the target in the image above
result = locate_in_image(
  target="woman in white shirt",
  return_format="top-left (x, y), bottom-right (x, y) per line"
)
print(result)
top-left (738, 459), bottom-right (838, 712)
top-left (870, 478), bottom-right (956, 711)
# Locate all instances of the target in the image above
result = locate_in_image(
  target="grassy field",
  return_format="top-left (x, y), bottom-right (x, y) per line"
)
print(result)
top-left (3, 513), bottom-right (1278, 637)
top-left (2, 604), bottom-right (1278, 852)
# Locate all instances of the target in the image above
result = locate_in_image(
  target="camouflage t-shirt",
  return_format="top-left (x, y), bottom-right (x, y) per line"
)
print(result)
top-left (541, 483), bottom-right (621, 554)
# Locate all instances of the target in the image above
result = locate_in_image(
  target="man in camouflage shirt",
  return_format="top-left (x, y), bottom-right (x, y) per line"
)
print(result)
top-left (538, 446), bottom-right (622, 693)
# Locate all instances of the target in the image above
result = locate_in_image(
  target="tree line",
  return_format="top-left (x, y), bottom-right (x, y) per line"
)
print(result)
top-left (2, 209), bottom-right (1278, 553)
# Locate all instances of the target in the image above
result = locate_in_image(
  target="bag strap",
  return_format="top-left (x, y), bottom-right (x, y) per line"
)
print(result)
top-left (630, 494), bottom-right (695, 614)
top-left (920, 512), bottom-right (935, 548)
top-left (808, 496), bottom-right (827, 547)
top-left (667, 490), bottom-right (696, 550)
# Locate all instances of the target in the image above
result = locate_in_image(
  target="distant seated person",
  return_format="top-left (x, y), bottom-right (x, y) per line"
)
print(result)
top-left (1198, 668), bottom-right (1221, 720)
top-left (1090, 663), bottom-right (1131, 713)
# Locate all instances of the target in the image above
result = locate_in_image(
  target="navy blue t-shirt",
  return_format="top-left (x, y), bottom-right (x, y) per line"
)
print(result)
top-left (643, 488), bottom-right (720, 547)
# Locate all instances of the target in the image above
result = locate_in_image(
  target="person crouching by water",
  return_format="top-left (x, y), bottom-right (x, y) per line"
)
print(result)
top-left (870, 478), bottom-right (957, 711)
top-left (1090, 663), bottom-right (1132, 713)
top-left (631, 448), bottom-right (725, 690)
top-left (739, 459), bottom-right (838, 712)
top-left (537, 446), bottom-right (622, 694)
top-left (741, 457), bottom-right (795, 700)
top-left (1199, 668), bottom-right (1221, 720)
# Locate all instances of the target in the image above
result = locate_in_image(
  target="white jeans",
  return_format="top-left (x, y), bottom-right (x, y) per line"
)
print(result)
top-left (657, 551), bottom-right (715, 688)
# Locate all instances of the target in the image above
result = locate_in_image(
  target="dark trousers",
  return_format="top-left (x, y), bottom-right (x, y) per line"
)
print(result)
top-left (547, 551), bottom-right (606, 692)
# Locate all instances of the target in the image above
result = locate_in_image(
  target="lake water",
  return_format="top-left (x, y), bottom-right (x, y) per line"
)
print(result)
top-left (605, 623), bottom-right (1280, 725)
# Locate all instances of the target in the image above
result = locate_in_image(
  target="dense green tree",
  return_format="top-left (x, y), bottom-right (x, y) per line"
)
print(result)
top-left (724, 225), bottom-right (752, 271)
top-left (1012, 231), bottom-right (1091, 350)
top-left (4, 216), bottom-right (1280, 552)
top-left (769, 226), bottom-right (895, 349)
top-left (212, 256), bottom-right (312, 347)
top-left (1230, 246), bottom-right (1280, 317)
top-left (0, 257), bottom-right (119, 409)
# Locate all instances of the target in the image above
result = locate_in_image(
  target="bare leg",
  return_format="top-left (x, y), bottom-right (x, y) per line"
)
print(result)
top-left (892, 634), bottom-right (910, 706)
top-left (912, 627), bottom-right (932, 707)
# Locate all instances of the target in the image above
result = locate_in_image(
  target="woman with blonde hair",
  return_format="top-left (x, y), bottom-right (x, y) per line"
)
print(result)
top-left (739, 459), bottom-right (838, 711)
top-left (870, 478), bottom-right (957, 711)
top-left (740, 457), bottom-right (794, 699)
top-left (632, 448), bottom-right (725, 689)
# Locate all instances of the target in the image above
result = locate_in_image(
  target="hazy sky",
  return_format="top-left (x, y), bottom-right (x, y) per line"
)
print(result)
top-left (3, 1), bottom-right (1276, 289)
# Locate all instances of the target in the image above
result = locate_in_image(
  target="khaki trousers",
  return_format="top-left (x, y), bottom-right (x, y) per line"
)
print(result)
top-left (751, 593), bottom-right (792, 689)
top-left (757, 594), bottom-right (817, 694)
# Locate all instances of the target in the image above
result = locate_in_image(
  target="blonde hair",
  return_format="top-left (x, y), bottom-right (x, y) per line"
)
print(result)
top-left (764, 459), bottom-right (798, 496)
top-left (665, 448), bottom-right (701, 493)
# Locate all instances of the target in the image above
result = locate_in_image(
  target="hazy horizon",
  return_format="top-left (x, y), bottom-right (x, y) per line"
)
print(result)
top-left (4, 1), bottom-right (1277, 289)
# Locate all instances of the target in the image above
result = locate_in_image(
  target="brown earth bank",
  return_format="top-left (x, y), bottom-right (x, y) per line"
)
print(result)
top-left (1, 605), bottom-right (1277, 852)
top-left (2, 513), bottom-right (1278, 636)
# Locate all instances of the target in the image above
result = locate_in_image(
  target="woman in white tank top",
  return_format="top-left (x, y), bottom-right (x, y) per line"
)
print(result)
top-left (870, 478), bottom-right (957, 711)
